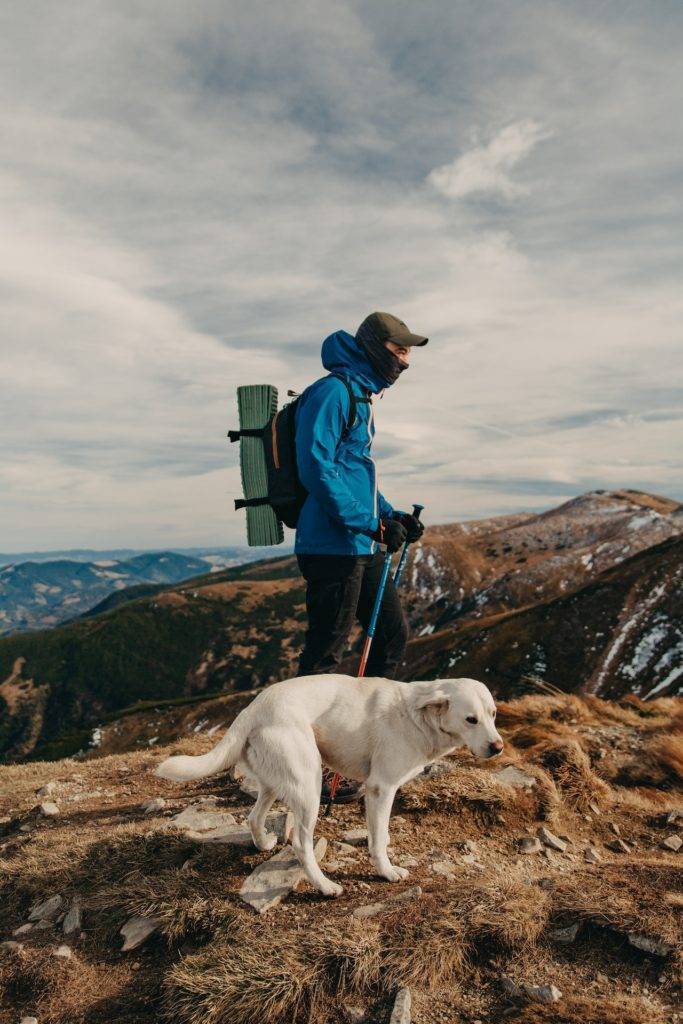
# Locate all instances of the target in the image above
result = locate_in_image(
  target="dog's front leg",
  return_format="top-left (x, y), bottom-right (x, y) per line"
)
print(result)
top-left (365, 782), bottom-right (409, 882)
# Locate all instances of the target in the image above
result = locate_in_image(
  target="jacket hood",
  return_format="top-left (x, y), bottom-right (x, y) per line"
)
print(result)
top-left (321, 330), bottom-right (392, 394)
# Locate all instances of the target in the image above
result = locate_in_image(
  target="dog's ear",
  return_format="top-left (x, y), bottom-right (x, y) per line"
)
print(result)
top-left (414, 692), bottom-right (450, 714)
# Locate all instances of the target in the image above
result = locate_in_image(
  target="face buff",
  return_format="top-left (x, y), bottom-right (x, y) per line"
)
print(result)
top-left (355, 323), bottom-right (409, 387)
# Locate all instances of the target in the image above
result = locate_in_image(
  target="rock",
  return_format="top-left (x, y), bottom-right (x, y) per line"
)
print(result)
top-left (538, 827), bottom-right (567, 853)
top-left (185, 811), bottom-right (293, 847)
top-left (549, 921), bottom-right (581, 943)
top-left (353, 901), bottom-right (387, 919)
top-left (120, 915), bottom-right (162, 951)
top-left (20, 1017), bottom-right (38, 1024)
top-left (606, 838), bottom-right (630, 854)
top-left (494, 766), bottom-right (536, 789)
top-left (461, 840), bottom-right (479, 854)
top-left (585, 846), bottom-right (602, 864)
top-left (430, 859), bottom-right (457, 877)
top-left (62, 898), bottom-right (82, 935)
top-left (502, 976), bottom-right (562, 1003)
top-left (36, 782), bottom-right (57, 797)
top-left (0, 941), bottom-right (24, 953)
top-left (240, 838), bottom-right (328, 914)
top-left (588, 801), bottom-right (601, 815)
top-left (163, 804), bottom-right (236, 833)
top-left (397, 855), bottom-right (418, 868)
top-left (352, 886), bottom-right (422, 919)
top-left (661, 835), bottom-right (682, 852)
top-left (38, 801), bottom-right (60, 818)
top-left (34, 920), bottom-right (54, 931)
top-left (141, 797), bottom-right (167, 814)
top-left (665, 809), bottom-right (681, 825)
top-left (28, 895), bottom-right (63, 922)
top-left (13, 923), bottom-right (34, 936)
top-left (392, 816), bottom-right (407, 826)
top-left (341, 828), bottom-right (368, 846)
top-left (334, 842), bottom-right (357, 855)
top-left (628, 933), bottom-right (673, 956)
top-left (389, 987), bottom-right (412, 1024)
top-left (608, 821), bottom-right (621, 836)
top-left (527, 983), bottom-right (563, 1004)
top-left (53, 945), bottom-right (73, 959)
top-left (520, 837), bottom-right (543, 854)
top-left (344, 1006), bottom-right (366, 1024)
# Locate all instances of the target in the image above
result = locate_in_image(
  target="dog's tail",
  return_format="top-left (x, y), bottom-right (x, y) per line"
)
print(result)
top-left (155, 707), bottom-right (250, 783)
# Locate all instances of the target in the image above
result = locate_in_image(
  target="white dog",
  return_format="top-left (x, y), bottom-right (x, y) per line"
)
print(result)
top-left (156, 674), bottom-right (503, 897)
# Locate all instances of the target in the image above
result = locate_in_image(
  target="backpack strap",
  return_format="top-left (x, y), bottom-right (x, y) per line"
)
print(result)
top-left (327, 371), bottom-right (371, 439)
top-left (227, 428), bottom-right (263, 443)
top-left (234, 496), bottom-right (270, 510)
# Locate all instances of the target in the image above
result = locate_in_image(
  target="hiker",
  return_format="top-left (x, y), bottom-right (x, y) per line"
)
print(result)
top-left (294, 312), bottom-right (428, 798)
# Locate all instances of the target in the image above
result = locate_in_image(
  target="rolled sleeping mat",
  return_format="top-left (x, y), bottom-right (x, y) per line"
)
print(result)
top-left (236, 384), bottom-right (283, 546)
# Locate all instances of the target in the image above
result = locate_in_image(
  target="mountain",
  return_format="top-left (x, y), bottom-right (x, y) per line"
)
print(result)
top-left (0, 490), bottom-right (681, 763)
top-left (0, 547), bottom-right (291, 635)
top-left (0, 552), bottom-right (211, 635)
top-left (0, 545), bottom-right (291, 568)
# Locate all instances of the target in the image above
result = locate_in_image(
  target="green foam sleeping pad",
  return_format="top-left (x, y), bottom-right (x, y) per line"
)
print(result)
top-left (236, 384), bottom-right (284, 546)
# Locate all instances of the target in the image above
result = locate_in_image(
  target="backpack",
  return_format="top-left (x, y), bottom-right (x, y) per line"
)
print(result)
top-left (230, 371), bottom-right (371, 529)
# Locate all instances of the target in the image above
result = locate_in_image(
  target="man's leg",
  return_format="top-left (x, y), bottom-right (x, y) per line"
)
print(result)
top-left (295, 555), bottom-right (365, 677)
top-left (356, 551), bottom-right (410, 678)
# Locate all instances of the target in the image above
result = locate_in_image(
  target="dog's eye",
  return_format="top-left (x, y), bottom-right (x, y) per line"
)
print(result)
top-left (466, 715), bottom-right (478, 725)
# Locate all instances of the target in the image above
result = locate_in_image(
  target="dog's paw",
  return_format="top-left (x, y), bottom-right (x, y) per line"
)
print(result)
top-left (380, 864), bottom-right (410, 882)
top-left (254, 832), bottom-right (278, 852)
top-left (319, 880), bottom-right (344, 898)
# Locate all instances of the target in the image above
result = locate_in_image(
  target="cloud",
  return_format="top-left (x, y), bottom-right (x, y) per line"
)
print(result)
top-left (427, 120), bottom-right (551, 200)
top-left (0, 2), bottom-right (681, 550)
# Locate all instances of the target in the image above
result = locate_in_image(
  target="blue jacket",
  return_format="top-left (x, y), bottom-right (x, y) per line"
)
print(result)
top-left (294, 330), bottom-right (398, 556)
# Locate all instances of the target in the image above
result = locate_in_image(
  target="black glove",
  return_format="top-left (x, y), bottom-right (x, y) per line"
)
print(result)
top-left (392, 511), bottom-right (425, 543)
top-left (371, 517), bottom-right (407, 553)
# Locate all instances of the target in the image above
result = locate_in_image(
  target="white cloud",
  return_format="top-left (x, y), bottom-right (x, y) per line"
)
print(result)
top-left (427, 120), bottom-right (551, 200)
top-left (0, 2), bottom-right (681, 550)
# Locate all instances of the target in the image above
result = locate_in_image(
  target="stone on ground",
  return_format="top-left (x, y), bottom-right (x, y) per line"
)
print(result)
top-left (240, 838), bottom-right (327, 914)
top-left (538, 826), bottom-right (567, 852)
top-left (163, 804), bottom-right (236, 833)
top-left (389, 987), bottom-right (412, 1023)
top-left (628, 933), bottom-right (674, 957)
top-left (520, 837), bottom-right (543, 854)
top-left (62, 897), bottom-right (82, 935)
top-left (141, 797), bottom-right (167, 814)
top-left (36, 782), bottom-right (57, 797)
top-left (28, 895), bottom-right (63, 922)
top-left (38, 801), bottom-right (60, 818)
top-left (341, 828), bottom-right (368, 846)
top-left (584, 846), bottom-right (602, 863)
top-left (661, 834), bottom-right (681, 852)
top-left (186, 810), bottom-right (293, 847)
top-left (352, 886), bottom-right (422, 919)
top-left (494, 765), bottom-right (536, 788)
top-left (53, 945), bottom-right (73, 959)
top-left (120, 915), bottom-right (162, 951)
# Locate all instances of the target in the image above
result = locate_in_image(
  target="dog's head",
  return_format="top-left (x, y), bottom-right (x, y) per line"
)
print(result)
top-left (414, 677), bottom-right (503, 759)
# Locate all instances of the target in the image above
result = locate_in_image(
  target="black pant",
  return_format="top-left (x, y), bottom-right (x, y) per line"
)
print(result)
top-left (296, 550), bottom-right (409, 679)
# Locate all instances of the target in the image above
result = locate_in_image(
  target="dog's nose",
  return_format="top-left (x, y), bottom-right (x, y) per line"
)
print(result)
top-left (489, 739), bottom-right (504, 757)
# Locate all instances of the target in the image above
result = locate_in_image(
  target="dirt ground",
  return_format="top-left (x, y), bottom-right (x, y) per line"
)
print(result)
top-left (0, 690), bottom-right (681, 1024)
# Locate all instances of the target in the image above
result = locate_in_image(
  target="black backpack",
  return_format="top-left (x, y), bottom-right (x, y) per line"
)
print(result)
top-left (230, 371), bottom-right (371, 529)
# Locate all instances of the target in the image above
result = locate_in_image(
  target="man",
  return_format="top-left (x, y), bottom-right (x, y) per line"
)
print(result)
top-left (294, 311), bottom-right (428, 800)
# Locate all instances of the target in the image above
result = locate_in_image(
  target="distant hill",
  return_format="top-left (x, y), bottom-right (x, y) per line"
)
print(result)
top-left (0, 491), bottom-right (681, 763)
top-left (0, 546), bottom-right (292, 634)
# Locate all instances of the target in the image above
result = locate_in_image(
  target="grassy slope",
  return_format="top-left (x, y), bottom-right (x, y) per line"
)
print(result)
top-left (0, 690), bottom-right (680, 1024)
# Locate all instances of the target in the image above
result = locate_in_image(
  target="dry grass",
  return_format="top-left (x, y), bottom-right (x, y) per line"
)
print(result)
top-left (378, 895), bottom-right (470, 991)
top-left (1, 690), bottom-right (681, 1024)
top-left (163, 927), bottom-right (321, 1024)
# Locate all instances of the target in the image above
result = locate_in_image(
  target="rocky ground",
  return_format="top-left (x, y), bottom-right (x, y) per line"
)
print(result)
top-left (0, 690), bottom-right (681, 1024)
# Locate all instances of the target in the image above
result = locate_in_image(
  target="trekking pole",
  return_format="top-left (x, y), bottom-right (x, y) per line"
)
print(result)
top-left (325, 504), bottom-right (424, 811)
top-left (392, 503), bottom-right (424, 588)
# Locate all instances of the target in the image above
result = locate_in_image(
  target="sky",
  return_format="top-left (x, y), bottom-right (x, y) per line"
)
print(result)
top-left (1, 0), bottom-right (682, 551)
